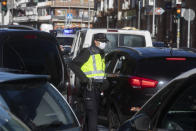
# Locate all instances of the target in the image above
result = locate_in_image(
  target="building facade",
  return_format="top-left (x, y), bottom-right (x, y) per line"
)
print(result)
top-left (94, 0), bottom-right (196, 48)
top-left (10, 0), bottom-right (94, 30)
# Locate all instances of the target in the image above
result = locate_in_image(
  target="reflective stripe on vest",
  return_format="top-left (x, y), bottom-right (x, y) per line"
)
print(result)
top-left (81, 54), bottom-right (105, 79)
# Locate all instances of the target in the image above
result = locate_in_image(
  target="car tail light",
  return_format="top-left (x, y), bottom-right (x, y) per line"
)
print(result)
top-left (24, 35), bottom-right (37, 39)
top-left (165, 57), bottom-right (186, 61)
top-left (129, 76), bottom-right (158, 89)
top-left (107, 29), bottom-right (118, 32)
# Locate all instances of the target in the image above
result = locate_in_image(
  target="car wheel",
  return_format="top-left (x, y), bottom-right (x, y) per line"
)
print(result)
top-left (108, 107), bottom-right (120, 131)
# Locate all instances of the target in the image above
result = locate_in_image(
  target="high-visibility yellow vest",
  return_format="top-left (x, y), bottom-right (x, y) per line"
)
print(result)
top-left (81, 53), bottom-right (105, 79)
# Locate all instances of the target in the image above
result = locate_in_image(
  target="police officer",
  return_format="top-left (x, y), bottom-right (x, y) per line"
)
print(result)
top-left (69, 33), bottom-right (108, 131)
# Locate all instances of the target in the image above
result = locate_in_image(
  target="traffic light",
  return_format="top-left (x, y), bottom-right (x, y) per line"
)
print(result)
top-left (1, 0), bottom-right (7, 12)
top-left (176, 4), bottom-right (181, 19)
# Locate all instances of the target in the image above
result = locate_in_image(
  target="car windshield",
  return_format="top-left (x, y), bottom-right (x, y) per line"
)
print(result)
top-left (0, 82), bottom-right (78, 130)
top-left (104, 34), bottom-right (146, 53)
top-left (0, 107), bottom-right (30, 131)
top-left (136, 58), bottom-right (196, 79)
top-left (0, 33), bottom-right (63, 87)
top-left (56, 37), bottom-right (74, 46)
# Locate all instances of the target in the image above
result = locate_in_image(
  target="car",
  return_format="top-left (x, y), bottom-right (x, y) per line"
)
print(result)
top-left (0, 27), bottom-right (67, 93)
top-left (0, 105), bottom-right (31, 131)
top-left (102, 47), bottom-right (196, 130)
top-left (68, 28), bottom-right (153, 105)
top-left (118, 68), bottom-right (196, 131)
top-left (0, 70), bottom-right (81, 131)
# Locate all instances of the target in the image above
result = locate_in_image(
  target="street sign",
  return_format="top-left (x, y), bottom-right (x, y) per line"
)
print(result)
top-left (183, 9), bottom-right (195, 48)
top-left (67, 13), bottom-right (73, 20)
top-left (183, 9), bottom-right (195, 21)
top-left (155, 7), bottom-right (165, 15)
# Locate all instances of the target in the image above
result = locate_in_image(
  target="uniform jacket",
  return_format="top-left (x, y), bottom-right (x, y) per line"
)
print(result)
top-left (69, 45), bottom-right (105, 84)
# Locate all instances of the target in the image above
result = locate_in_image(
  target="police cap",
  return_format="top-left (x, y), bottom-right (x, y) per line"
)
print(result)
top-left (93, 33), bottom-right (108, 42)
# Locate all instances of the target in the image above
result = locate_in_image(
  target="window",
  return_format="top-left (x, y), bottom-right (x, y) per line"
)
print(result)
top-left (105, 34), bottom-right (118, 53)
top-left (0, 83), bottom-right (78, 129)
top-left (113, 56), bottom-right (126, 74)
top-left (1, 33), bottom-right (63, 87)
top-left (119, 34), bottom-right (145, 47)
top-left (160, 84), bottom-right (196, 130)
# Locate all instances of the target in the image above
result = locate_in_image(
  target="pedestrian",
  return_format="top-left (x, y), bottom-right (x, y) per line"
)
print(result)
top-left (69, 33), bottom-right (108, 131)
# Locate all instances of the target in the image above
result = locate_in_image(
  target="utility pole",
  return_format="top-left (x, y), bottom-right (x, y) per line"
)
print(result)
top-left (138, 0), bottom-right (141, 29)
top-left (176, 18), bottom-right (180, 48)
top-left (176, 4), bottom-right (181, 48)
top-left (88, 0), bottom-right (90, 28)
top-left (0, 4), bottom-right (2, 25)
top-left (152, 0), bottom-right (156, 38)
top-left (107, 16), bottom-right (109, 29)
top-left (69, 0), bottom-right (71, 27)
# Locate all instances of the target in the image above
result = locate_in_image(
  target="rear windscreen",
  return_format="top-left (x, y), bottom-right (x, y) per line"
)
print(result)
top-left (56, 37), bottom-right (74, 46)
top-left (0, 33), bottom-right (63, 86)
top-left (104, 34), bottom-right (146, 53)
top-left (136, 58), bottom-right (196, 79)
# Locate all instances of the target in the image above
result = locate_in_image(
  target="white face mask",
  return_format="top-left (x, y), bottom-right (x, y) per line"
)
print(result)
top-left (98, 42), bottom-right (106, 49)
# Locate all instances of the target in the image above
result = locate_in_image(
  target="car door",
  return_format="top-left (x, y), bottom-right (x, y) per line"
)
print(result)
top-left (106, 52), bottom-right (134, 117)
top-left (153, 78), bottom-right (196, 131)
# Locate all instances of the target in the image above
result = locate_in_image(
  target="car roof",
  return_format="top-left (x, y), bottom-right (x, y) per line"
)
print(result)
top-left (0, 25), bottom-right (37, 30)
top-left (80, 28), bottom-right (150, 35)
top-left (111, 47), bottom-right (196, 60)
top-left (0, 70), bottom-right (49, 84)
top-left (0, 30), bottom-right (56, 42)
top-left (0, 29), bottom-right (49, 34)
top-left (80, 28), bottom-right (149, 32)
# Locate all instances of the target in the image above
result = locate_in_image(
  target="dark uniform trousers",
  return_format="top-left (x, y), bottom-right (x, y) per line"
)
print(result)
top-left (83, 82), bottom-right (101, 131)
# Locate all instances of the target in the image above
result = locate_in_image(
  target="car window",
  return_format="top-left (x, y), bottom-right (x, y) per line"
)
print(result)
top-left (77, 32), bottom-right (86, 55)
top-left (160, 83), bottom-right (196, 130)
top-left (0, 108), bottom-right (31, 131)
top-left (1, 33), bottom-right (63, 87)
top-left (105, 53), bottom-right (117, 73)
top-left (104, 34), bottom-right (118, 53)
top-left (112, 56), bottom-right (126, 74)
top-left (0, 83), bottom-right (78, 130)
top-left (119, 34), bottom-right (146, 47)
top-left (56, 37), bottom-right (74, 46)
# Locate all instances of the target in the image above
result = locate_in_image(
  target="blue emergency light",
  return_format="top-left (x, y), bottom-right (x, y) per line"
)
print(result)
top-left (63, 29), bottom-right (74, 35)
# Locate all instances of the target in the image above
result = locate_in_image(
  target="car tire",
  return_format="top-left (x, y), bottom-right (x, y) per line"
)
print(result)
top-left (108, 107), bottom-right (120, 131)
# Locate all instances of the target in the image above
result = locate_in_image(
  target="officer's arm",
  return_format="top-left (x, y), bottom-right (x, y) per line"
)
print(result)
top-left (69, 49), bottom-right (90, 83)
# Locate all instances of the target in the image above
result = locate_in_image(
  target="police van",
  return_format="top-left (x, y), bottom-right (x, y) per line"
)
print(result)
top-left (71, 28), bottom-right (153, 59)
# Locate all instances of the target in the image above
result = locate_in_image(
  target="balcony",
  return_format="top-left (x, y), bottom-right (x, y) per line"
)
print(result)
top-left (51, 0), bottom-right (94, 8)
top-left (13, 16), bottom-right (29, 22)
top-left (37, 1), bottom-right (52, 7)
top-left (13, 15), bottom-right (38, 22)
top-left (38, 15), bottom-right (52, 21)
top-left (51, 15), bottom-right (93, 22)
